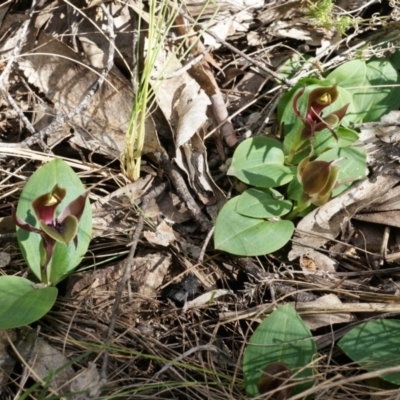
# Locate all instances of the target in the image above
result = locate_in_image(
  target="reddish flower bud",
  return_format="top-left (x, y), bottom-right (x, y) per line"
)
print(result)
top-left (257, 362), bottom-right (292, 399)
top-left (298, 158), bottom-right (339, 206)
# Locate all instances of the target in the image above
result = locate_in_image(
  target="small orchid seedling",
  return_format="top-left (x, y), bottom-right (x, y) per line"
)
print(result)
top-left (0, 159), bottom-right (92, 330)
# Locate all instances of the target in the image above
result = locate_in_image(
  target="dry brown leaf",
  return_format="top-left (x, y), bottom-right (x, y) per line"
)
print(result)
top-left (133, 252), bottom-right (171, 300)
top-left (351, 184), bottom-right (400, 229)
top-left (144, 220), bottom-right (176, 247)
top-left (17, 32), bottom-right (132, 156)
top-left (186, 289), bottom-right (235, 309)
top-left (256, 0), bottom-right (339, 47)
top-left (299, 249), bottom-right (338, 273)
top-left (91, 175), bottom-right (153, 238)
top-left (70, 362), bottom-right (101, 399)
top-left (301, 294), bottom-right (354, 330)
top-left (155, 192), bottom-right (193, 224)
top-left (68, 251), bottom-right (170, 306)
top-left (79, 36), bottom-right (105, 68)
top-left (174, 85), bottom-right (211, 148)
top-left (233, 71), bottom-right (268, 111)
top-left (152, 50), bottom-right (224, 204)
top-left (17, 333), bottom-right (75, 393)
top-left (289, 172), bottom-right (400, 260)
top-left (0, 330), bottom-right (16, 390)
top-left (361, 110), bottom-right (400, 144)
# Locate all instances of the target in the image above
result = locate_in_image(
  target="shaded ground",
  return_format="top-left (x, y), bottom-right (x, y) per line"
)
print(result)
top-left (1, 0), bottom-right (400, 399)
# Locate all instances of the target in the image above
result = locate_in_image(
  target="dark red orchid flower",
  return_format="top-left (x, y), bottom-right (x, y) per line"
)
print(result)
top-left (257, 362), bottom-right (292, 399)
top-left (293, 85), bottom-right (349, 140)
top-left (12, 184), bottom-right (88, 272)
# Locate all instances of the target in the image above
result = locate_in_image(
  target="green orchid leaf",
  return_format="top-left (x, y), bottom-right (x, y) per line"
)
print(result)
top-left (338, 319), bottom-right (400, 385)
top-left (16, 159), bottom-right (92, 285)
top-left (0, 276), bottom-right (57, 329)
top-left (363, 60), bottom-right (400, 122)
top-left (287, 175), bottom-right (304, 202)
top-left (313, 126), bottom-right (359, 155)
top-left (390, 48), bottom-right (400, 69)
top-left (326, 59), bottom-right (367, 88)
top-left (236, 188), bottom-right (292, 218)
top-left (243, 304), bottom-right (317, 397)
top-left (328, 59), bottom-right (400, 123)
top-left (228, 137), bottom-right (294, 188)
top-left (214, 197), bottom-right (294, 256)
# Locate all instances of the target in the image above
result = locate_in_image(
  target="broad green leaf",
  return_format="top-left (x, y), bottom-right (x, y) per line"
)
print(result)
top-left (214, 197), bottom-right (294, 256)
top-left (16, 159), bottom-right (92, 285)
top-left (0, 276), bottom-right (57, 329)
top-left (316, 147), bottom-right (367, 196)
top-left (336, 59), bottom-right (400, 123)
top-left (326, 59), bottom-right (367, 88)
top-left (338, 319), bottom-right (400, 385)
top-left (236, 188), bottom-right (292, 218)
top-left (364, 60), bottom-right (400, 121)
top-left (287, 175), bottom-right (304, 202)
top-left (243, 305), bottom-right (317, 397)
top-left (228, 137), bottom-right (293, 188)
top-left (313, 126), bottom-right (359, 156)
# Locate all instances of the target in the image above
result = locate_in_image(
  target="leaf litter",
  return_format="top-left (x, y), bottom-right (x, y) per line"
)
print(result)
top-left (1, 0), bottom-right (400, 398)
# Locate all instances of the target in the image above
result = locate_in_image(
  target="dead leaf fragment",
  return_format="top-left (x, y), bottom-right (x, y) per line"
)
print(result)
top-left (186, 289), bottom-right (235, 309)
top-left (144, 220), bottom-right (176, 247)
top-left (17, 32), bottom-right (136, 157)
top-left (290, 172), bottom-right (400, 260)
top-left (16, 334), bottom-right (75, 394)
top-left (174, 85), bottom-right (211, 148)
top-left (133, 252), bottom-right (171, 300)
top-left (71, 362), bottom-right (101, 399)
top-left (300, 249), bottom-right (338, 273)
top-left (302, 294), bottom-right (354, 330)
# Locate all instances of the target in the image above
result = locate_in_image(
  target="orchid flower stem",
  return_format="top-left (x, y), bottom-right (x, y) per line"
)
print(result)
top-left (285, 207), bottom-right (301, 221)
top-left (285, 199), bottom-right (310, 220)
top-left (40, 265), bottom-right (48, 285)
